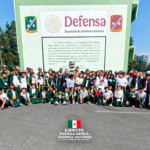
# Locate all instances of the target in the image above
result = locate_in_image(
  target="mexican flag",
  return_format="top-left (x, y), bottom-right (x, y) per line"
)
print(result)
top-left (68, 120), bottom-right (81, 128)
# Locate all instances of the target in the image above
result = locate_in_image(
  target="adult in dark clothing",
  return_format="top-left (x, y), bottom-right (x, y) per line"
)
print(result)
top-left (61, 69), bottom-right (68, 86)
top-left (131, 72), bottom-right (141, 90)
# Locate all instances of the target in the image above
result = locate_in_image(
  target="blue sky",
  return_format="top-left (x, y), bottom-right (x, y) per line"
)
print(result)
top-left (0, 0), bottom-right (149, 55)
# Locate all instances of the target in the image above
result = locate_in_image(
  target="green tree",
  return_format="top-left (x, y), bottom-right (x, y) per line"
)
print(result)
top-left (147, 63), bottom-right (150, 70)
top-left (0, 21), bottom-right (19, 70)
top-left (128, 55), bottom-right (148, 72)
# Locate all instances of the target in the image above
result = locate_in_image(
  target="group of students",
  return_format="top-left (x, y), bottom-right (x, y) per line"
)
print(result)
top-left (0, 65), bottom-right (150, 110)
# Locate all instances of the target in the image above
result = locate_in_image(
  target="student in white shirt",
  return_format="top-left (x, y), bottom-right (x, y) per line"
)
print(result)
top-left (79, 86), bottom-right (89, 104)
top-left (102, 87), bottom-right (113, 106)
top-left (116, 72), bottom-right (127, 93)
top-left (75, 73), bottom-right (83, 89)
top-left (97, 80), bottom-right (105, 92)
top-left (114, 85), bottom-right (124, 107)
top-left (67, 74), bottom-right (75, 89)
top-left (20, 88), bottom-right (32, 105)
top-left (36, 71), bottom-right (45, 93)
top-left (96, 71), bottom-right (100, 85)
top-left (137, 87), bottom-right (147, 108)
top-left (103, 74), bottom-right (108, 87)
top-left (20, 70), bottom-right (27, 89)
top-left (0, 88), bottom-right (8, 110)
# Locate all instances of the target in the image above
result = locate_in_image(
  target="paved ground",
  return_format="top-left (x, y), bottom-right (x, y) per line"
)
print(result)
top-left (0, 103), bottom-right (150, 150)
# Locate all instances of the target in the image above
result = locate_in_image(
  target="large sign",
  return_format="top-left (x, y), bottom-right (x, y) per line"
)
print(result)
top-left (19, 5), bottom-right (127, 72)
top-left (41, 11), bottom-right (107, 36)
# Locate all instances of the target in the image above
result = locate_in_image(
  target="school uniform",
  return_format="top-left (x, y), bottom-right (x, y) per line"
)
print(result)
top-left (8, 74), bottom-right (21, 100)
top-left (137, 91), bottom-right (147, 107)
top-left (27, 76), bottom-right (36, 85)
top-left (103, 79), bottom-right (108, 87)
top-left (54, 92), bottom-right (67, 103)
top-left (103, 90), bottom-right (113, 105)
top-left (46, 78), bottom-right (55, 89)
top-left (70, 90), bottom-right (79, 103)
top-left (0, 92), bottom-right (9, 107)
top-left (95, 91), bottom-right (103, 105)
top-left (21, 92), bottom-right (30, 105)
top-left (46, 90), bottom-right (55, 104)
top-left (0, 76), bottom-right (5, 89)
top-left (125, 90), bottom-right (139, 107)
top-left (79, 90), bottom-right (89, 103)
top-left (7, 90), bottom-right (21, 107)
top-left (82, 79), bottom-right (90, 90)
top-left (20, 76), bottom-right (28, 89)
top-left (116, 77), bottom-right (127, 93)
top-left (44, 75), bottom-right (48, 81)
top-left (67, 78), bottom-right (75, 89)
top-left (64, 91), bottom-right (71, 102)
top-left (88, 88), bottom-right (96, 103)
top-left (97, 84), bottom-right (105, 92)
top-left (108, 78), bottom-right (116, 93)
top-left (29, 88), bottom-right (39, 104)
top-left (114, 90), bottom-right (124, 107)
top-left (3, 77), bottom-right (9, 92)
top-left (39, 90), bottom-right (47, 103)
top-left (37, 76), bottom-right (44, 92)
top-left (96, 76), bottom-right (100, 85)
top-left (53, 77), bottom-right (61, 90)
top-left (75, 77), bottom-right (83, 89)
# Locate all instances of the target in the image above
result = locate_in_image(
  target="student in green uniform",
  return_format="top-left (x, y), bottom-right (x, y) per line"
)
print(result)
top-left (54, 89), bottom-right (67, 105)
top-left (64, 87), bottom-right (71, 103)
top-left (0, 88), bottom-right (9, 110)
top-left (114, 85), bottom-right (124, 107)
top-left (53, 73), bottom-right (61, 90)
top-left (0, 74), bottom-right (5, 89)
top-left (70, 86), bottom-right (79, 104)
top-left (7, 83), bottom-right (22, 107)
top-left (29, 84), bottom-right (39, 104)
top-left (46, 86), bottom-right (55, 104)
top-left (20, 88), bottom-right (32, 105)
top-left (82, 75), bottom-right (91, 90)
top-left (88, 84), bottom-right (96, 103)
top-left (44, 71), bottom-right (48, 81)
top-left (2, 72), bottom-right (9, 92)
top-left (46, 74), bottom-right (55, 89)
top-left (36, 71), bottom-right (45, 94)
top-left (108, 74), bottom-right (116, 93)
top-left (27, 72), bottom-right (38, 89)
top-left (26, 67), bottom-right (30, 75)
top-left (39, 86), bottom-right (47, 103)
top-left (125, 86), bottom-right (139, 107)
top-left (7, 70), bottom-right (21, 101)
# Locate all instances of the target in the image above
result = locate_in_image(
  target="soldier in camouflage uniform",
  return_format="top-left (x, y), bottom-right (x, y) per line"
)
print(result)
top-left (68, 61), bottom-right (75, 75)
top-left (0, 65), bottom-right (10, 76)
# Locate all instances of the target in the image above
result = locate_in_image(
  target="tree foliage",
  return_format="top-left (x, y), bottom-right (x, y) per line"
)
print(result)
top-left (0, 20), bottom-right (19, 70)
top-left (128, 37), bottom-right (150, 72)
top-left (128, 55), bottom-right (150, 72)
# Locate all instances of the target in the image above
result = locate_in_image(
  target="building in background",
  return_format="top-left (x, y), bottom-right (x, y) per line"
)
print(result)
top-left (14, 0), bottom-right (139, 72)
top-left (139, 55), bottom-right (150, 64)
